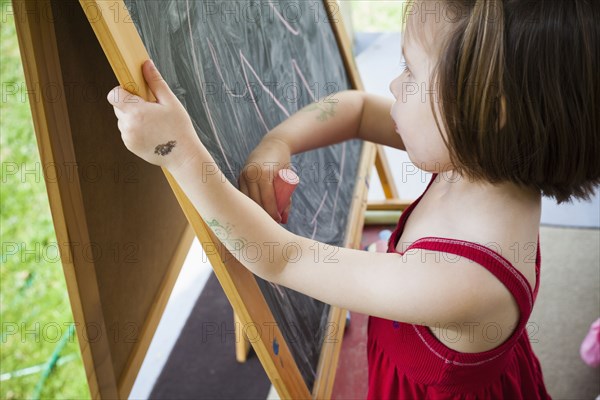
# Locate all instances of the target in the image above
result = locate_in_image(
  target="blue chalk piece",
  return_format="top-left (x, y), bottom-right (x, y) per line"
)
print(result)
top-left (272, 338), bottom-right (279, 355)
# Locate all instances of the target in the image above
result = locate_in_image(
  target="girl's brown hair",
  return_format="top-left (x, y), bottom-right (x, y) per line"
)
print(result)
top-left (423, 0), bottom-right (599, 203)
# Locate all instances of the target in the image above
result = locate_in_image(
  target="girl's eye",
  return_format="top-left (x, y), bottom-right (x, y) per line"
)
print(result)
top-left (399, 60), bottom-right (411, 77)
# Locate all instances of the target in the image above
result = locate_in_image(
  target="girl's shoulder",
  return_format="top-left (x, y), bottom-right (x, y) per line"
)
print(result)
top-left (400, 174), bottom-right (541, 288)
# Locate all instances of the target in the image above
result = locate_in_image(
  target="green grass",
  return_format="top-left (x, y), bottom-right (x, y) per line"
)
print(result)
top-left (0, 1), bottom-right (402, 399)
top-left (350, 0), bottom-right (406, 32)
top-left (1, 1), bottom-right (89, 398)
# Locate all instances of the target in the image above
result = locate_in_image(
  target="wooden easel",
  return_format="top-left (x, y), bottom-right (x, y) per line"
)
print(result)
top-left (14, 0), bottom-right (412, 398)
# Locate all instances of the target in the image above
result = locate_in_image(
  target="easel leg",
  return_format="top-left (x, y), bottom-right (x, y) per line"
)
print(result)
top-left (374, 145), bottom-right (399, 199)
top-left (368, 145), bottom-right (411, 212)
top-left (234, 311), bottom-right (251, 363)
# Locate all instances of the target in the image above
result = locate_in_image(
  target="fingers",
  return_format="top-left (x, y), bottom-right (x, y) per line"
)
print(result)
top-left (106, 59), bottom-right (173, 109)
top-left (107, 60), bottom-right (174, 110)
top-left (107, 86), bottom-right (145, 111)
top-left (142, 60), bottom-right (175, 104)
top-left (238, 175), bottom-right (249, 196)
top-left (257, 178), bottom-right (282, 223)
top-left (282, 200), bottom-right (291, 224)
top-left (239, 170), bottom-right (282, 223)
top-left (246, 181), bottom-right (263, 213)
top-left (112, 106), bottom-right (125, 120)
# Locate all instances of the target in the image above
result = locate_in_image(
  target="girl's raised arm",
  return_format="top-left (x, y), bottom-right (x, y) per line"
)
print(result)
top-left (259, 90), bottom-right (405, 154)
top-left (237, 89), bottom-right (404, 223)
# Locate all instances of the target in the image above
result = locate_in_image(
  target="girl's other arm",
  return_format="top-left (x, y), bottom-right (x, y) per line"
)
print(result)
top-left (263, 90), bottom-right (405, 153)
top-left (239, 90), bottom-right (405, 222)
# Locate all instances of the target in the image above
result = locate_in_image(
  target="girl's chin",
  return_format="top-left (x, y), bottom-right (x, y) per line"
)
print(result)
top-left (404, 152), bottom-right (447, 174)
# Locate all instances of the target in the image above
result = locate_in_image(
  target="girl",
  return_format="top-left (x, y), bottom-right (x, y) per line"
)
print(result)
top-left (107, 0), bottom-right (598, 398)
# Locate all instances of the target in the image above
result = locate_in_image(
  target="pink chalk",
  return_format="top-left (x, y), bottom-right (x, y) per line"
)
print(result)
top-left (273, 169), bottom-right (299, 221)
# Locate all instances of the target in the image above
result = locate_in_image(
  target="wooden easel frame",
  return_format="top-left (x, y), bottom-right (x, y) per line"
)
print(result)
top-left (14, 0), bottom-right (405, 398)
top-left (14, 1), bottom-right (198, 398)
top-left (371, 147), bottom-right (412, 211)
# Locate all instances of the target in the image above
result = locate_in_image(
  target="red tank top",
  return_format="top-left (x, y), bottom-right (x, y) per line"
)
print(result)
top-left (367, 173), bottom-right (552, 399)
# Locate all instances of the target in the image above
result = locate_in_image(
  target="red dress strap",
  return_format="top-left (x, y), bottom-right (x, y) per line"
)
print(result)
top-left (408, 237), bottom-right (536, 319)
top-left (388, 173), bottom-right (439, 242)
top-left (399, 237), bottom-right (541, 367)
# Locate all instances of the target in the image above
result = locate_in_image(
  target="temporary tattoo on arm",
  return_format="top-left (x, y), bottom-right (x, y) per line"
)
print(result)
top-left (303, 101), bottom-right (337, 122)
top-left (206, 218), bottom-right (247, 251)
top-left (154, 140), bottom-right (177, 156)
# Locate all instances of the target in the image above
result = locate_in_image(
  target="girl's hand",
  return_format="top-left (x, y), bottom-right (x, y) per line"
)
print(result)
top-left (107, 60), bottom-right (201, 171)
top-left (238, 137), bottom-right (293, 224)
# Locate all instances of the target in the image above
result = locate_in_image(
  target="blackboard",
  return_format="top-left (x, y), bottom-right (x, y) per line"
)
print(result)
top-left (122, 0), bottom-right (363, 391)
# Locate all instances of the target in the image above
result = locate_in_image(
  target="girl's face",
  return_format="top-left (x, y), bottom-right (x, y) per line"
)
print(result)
top-left (389, 9), bottom-right (453, 173)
